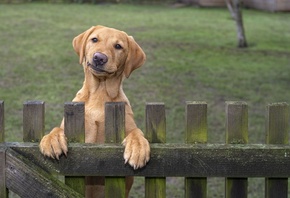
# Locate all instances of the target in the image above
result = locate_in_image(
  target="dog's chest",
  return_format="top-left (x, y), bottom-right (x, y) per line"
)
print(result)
top-left (85, 100), bottom-right (105, 123)
top-left (83, 102), bottom-right (105, 143)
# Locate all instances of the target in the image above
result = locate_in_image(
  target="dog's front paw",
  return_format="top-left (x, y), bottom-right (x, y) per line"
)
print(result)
top-left (122, 129), bottom-right (150, 170)
top-left (39, 127), bottom-right (67, 160)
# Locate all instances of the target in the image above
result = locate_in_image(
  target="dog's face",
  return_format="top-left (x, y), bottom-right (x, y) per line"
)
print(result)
top-left (73, 25), bottom-right (146, 78)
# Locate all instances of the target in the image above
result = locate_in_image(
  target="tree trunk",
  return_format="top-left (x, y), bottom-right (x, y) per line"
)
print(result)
top-left (225, 0), bottom-right (248, 48)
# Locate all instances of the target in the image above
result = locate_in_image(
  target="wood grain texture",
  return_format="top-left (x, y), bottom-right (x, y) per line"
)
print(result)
top-left (225, 101), bottom-right (248, 144)
top-left (23, 101), bottom-right (45, 142)
top-left (64, 102), bottom-right (85, 196)
top-left (5, 143), bottom-right (290, 178)
top-left (185, 101), bottom-right (207, 143)
top-left (145, 102), bottom-right (166, 143)
top-left (0, 103), bottom-right (6, 198)
top-left (265, 103), bottom-right (289, 198)
top-left (0, 102), bottom-right (5, 198)
top-left (145, 103), bottom-right (166, 198)
top-left (266, 103), bottom-right (289, 144)
top-left (225, 101), bottom-right (248, 198)
top-left (5, 148), bottom-right (83, 198)
top-left (64, 102), bottom-right (85, 143)
top-left (185, 101), bottom-right (207, 198)
top-left (0, 147), bottom-right (7, 198)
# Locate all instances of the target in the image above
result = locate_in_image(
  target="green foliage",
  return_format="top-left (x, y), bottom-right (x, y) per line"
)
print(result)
top-left (0, 3), bottom-right (289, 197)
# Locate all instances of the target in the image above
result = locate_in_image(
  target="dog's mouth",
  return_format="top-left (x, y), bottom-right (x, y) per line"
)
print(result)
top-left (87, 62), bottom-right (114, 75)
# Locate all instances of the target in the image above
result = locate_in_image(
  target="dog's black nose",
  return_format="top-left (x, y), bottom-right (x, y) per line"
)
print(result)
top-left (93, 52), bottom-right (108, 66)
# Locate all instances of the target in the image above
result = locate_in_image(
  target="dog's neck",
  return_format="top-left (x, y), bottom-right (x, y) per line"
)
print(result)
top-left (83, 71), bottom-right (102, 92)
top-left (82, 67), bottom-right (106, 93)
top-left (80, 66), bottom-right (123, 100)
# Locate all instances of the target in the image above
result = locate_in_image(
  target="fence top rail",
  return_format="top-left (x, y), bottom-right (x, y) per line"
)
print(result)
top-left (2, 142), bottom-right (290, 178)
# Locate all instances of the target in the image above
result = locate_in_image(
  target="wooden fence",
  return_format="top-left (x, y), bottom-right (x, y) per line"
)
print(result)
top-left (0, 100), bottom-right (290, 197)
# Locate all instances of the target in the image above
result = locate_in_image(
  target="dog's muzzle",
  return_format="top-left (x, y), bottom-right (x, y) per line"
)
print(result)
top-left (88, 52), bottom-right (110, 74)
top-left (93, 52), bottom-right (108, 67)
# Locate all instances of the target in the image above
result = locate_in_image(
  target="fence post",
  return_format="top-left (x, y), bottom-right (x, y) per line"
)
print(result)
top-left (265, 103), bottom-right (289, 198)
top-left (64, 102), bottom-right (85, 196)
top-left (0, 101), bottom-right (8, 198)
top-left (145, 103), bottom-right (166, 198)
top-left (105, 102), bottom-right (126, 198)
top-left (0, 147), bottom-right (6, 198)
top-left (225, 101), bottom-right (248, 198)
top-left (23, 101), bottom-right (45, 142)
top-left (185, 101), bottom-right (207, 198)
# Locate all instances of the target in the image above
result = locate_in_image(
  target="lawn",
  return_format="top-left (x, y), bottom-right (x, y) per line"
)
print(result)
top-left (0, 3), bottom-right (290, 197)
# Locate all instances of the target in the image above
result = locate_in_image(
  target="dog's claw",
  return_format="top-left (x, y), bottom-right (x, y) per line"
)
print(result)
top-left (122, 129), bottom-right (150, 170)
top-left (39, 127), bottom-right (67, 160)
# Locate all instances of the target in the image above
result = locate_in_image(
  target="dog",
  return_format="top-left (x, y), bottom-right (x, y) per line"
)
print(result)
top-left (39, 25), bottom-right (150, 198)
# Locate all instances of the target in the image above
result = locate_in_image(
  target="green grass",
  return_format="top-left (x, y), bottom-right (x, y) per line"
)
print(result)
top-left (0, 3), bottom-right (290, 197)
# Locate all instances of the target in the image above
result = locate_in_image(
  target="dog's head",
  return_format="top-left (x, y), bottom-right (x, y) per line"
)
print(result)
top-left (73, 25), bottom-right (146, 79)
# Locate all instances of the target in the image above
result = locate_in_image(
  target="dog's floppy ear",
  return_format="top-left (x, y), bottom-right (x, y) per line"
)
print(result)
top-left (124, 36), bottom-right (146, 78)
top-left (72, 25), bottom-right (104, 64)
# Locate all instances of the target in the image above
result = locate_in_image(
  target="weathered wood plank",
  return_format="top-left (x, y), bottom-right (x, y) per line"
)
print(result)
top-left (6, 143), bottom-right (290, 178)
top-left (145, 103), bottom-right (166, 198)
top-left (265, 103), bottom-right (289, 198)
top-left (105, 102), bottom-right (126, 198)
top-left (64, 102), bottom-right (85, 143)
top-left (0, 102), bottom-right (6, 197)
top-left (145, 103), bottom-right (166, 143)
top-left (185, 101), bottom-right (207, 144)
top-left (0, 147), bottom-right (7, 198)
top-left (225, 101), bottom-right (248, 198)
top-left (23, 101), bottom-right (45, 142)
top-left (265, 103), bottom-right (289, 144)
top-left (185, 101), bottom-right (207, 198)
top-left (5, 147), bottom-right (83, 198)
top-left (105, 177), bottom-right (125, 197)
top-left (64, 102), bottom-right (85, 196)
top-left (225, 101), bottom-right (248, 144)
top-left (0, 102), bottom-right (7, 198)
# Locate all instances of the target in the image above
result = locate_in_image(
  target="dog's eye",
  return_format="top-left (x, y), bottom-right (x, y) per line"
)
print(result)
top-left (92, 38), bottom-right (98, 43)
top-left (115, 44), bottom-right (123, 50)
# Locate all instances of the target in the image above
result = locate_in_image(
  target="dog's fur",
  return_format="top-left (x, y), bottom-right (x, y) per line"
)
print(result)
top-left (39, 25), bottom-right (150, 198)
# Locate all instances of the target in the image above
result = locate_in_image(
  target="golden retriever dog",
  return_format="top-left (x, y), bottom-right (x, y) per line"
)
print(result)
top-left (39, 25), bottom-right (150, 198)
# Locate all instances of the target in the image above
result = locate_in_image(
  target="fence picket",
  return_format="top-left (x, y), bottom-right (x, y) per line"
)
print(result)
top-left (0, 147), bottom-right (6, 198)
top-left (185, 101), bottom-right (207, 198)
top-left (105, 102), bottom-right (126, 198)
top-left (145, 103), bottom-right (166, 198)
top-left (265, 103), bottom-right (289, 198)
top-left (0, 101), bottom-right (8, 198)
top-left (225, 101), bottom-right (248, 198)
top-left (23, 101), bottom-right (45, 142)
top-left (64, 102), bottom-right (85, 196)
